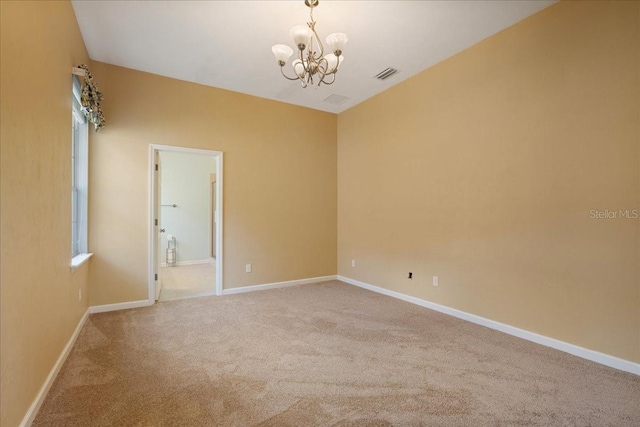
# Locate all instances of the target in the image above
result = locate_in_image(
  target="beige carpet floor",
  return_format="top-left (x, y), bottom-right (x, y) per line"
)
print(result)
top-left (159, 263), bottom-right (216, 302)
top-left (34, 281), bottom-right (639, 426)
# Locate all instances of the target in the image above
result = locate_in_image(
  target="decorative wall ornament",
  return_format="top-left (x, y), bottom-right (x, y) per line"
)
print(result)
top-left (76, 64), bottom-right (105, 131)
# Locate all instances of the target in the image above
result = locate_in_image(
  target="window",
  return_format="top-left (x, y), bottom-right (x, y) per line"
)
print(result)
top-left (71, 76), bottom-right (89, 261)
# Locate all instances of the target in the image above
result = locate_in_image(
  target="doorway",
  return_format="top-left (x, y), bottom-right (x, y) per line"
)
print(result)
top-left (148, 144), bottom-right (223, 303)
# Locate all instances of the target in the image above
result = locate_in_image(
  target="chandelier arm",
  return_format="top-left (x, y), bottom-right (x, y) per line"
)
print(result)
top-left (316, 57), bottom-right (329, 79)
top-left (319, 72), bottom-right (336, 86)
top-left (280, 66), bottom-right (301, 81)
top-left (318, 56), bottom-right (329, 70)
top-left (334, 54), bottom-right (342, 71)
top-left (307, 3), bottom-right (324, 60)
top-left (315, 56), bottom-right (337, 85)
top-left (320, 53), bottom-right (341, 83)
top-left (308, 24), bottom-right (325, 61)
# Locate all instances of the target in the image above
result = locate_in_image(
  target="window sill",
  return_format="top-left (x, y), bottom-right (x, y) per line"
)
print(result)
top-left (71, 253), bottom-right (93, 271)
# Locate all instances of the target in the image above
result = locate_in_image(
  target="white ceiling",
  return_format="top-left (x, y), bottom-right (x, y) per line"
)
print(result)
top-left (71, 0), bottom-right (556, 114)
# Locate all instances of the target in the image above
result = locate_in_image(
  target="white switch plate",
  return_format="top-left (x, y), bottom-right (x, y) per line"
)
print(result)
top-left (78, 288), bottom-right (82, 301)
top-left (245, 264), bottom-right (252, 273)
top-left (433, 276), bottom-right (439, 287)
top-left (351, 259), bottom-right (355, 267)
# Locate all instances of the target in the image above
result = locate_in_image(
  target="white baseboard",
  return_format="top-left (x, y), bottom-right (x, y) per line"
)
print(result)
top-left (222, 275), bottom-right (337, 295)
top-left (89, 299), bottom-right (153, 314)
top-left (160, 259), bottom-right (212, 267)
top-left (337, 275), bottom-right (640, 376)
top-left (20, 308), bottom-right (90, 427)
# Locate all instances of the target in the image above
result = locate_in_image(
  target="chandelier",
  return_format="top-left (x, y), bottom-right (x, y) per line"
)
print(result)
top-left (271, 0), bottom-right (348, 88)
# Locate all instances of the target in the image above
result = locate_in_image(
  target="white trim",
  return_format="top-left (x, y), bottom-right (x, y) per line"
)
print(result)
top-left (89, 299), bottom-right (153, 314)
top-left (151, 144), bottom-right (221, 157)
top-left (337, 275), bottom-right (640, 376)
top-left (222, 275), bottom-right (337, 295)
top-left (160, 259), bottom-right (212, 267)
top-left (149, 146), bottom-right (157, 303)
top-left (70, 252), bottom-right (93, 271)
top-left (71, 89), bottom-right (89, 259)
top-left (20, 309), bottom-right (90, 427)
top-left (149, 145), bottom-right (224, 304)
top-left (215, 153), bottom-right (223, 296)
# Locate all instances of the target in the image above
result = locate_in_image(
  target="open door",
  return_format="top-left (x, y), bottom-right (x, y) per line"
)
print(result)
top-left (149, 144), bottom-right (223, 300)
top-left (154, 151), bottom-right (163, 300)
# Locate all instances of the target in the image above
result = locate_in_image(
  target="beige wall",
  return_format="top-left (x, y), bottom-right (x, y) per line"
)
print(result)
top-left (88, 63), bottom-right (337, 305)
top-left (0, 1), bottom-right (91, 426)
top-left (338, 1), bottom-right (639, 363)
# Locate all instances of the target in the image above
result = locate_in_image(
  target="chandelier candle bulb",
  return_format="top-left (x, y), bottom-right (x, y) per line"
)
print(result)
top-left (271, 0), bottom-right (347, 88)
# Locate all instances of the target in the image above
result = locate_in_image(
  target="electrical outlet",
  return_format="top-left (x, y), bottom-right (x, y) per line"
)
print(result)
top-left (351, 259), bottom-right (355, 268)
top-left (245, 264), bottom-right (252, 273)
top-left (78, 288), bottom-right (82, 301)
top-left (433, 276), bottom-right (439, 287)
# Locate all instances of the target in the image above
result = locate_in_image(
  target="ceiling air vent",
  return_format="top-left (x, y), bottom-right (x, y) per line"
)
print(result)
top-left (374, 67), bottom-right (399, 80)
top-left (323, 94), bottom-right (351, 105)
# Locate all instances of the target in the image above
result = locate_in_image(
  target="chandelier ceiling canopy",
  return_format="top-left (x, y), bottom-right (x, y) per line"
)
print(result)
top-left (271, 0), bottom-right (348, 88)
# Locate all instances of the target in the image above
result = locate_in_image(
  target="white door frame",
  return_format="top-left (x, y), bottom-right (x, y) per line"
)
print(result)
top-left (148, 144), bottom-right (224, 302)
